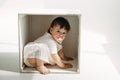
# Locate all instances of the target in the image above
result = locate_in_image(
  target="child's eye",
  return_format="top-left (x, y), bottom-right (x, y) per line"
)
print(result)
top-left (57, 30), bottom-right (60, 33)
top-left (56, 30), bottom-right (66, 35)
top-left (62, 32), bottom-right (66, 34)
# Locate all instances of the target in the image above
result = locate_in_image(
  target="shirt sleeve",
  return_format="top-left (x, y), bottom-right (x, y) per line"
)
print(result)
top-left (47, 41), bottom-right (58, 54)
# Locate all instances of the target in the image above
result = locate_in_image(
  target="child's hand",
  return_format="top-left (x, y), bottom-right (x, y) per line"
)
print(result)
top-left (63, 63), bottom-right (73, 68)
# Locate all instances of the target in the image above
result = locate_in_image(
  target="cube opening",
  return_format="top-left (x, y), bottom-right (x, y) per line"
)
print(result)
top-left (18, 13), bottom-right (80, 73)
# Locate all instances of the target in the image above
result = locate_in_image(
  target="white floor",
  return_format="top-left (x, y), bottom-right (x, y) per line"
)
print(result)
top-left (23, 58), bottom-right (78, 74)
top-left (0, 44), bottom-right (120, 80)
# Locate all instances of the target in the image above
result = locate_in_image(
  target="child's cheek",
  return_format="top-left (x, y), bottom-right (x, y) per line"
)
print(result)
top-left (53, 35), bottom-right (59, 40)
top-left (54, 34), bottom-right (65, 42)
top-left (61, 36), bottom-right (65, 40)
top-left (55, 35), bottom-right (59, 39)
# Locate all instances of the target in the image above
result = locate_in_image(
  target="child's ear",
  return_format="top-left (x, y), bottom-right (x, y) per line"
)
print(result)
top-left (50, 28), bottom-right (53, 33)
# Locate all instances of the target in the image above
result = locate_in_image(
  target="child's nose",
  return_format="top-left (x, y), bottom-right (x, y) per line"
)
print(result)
top-left (59, 34), bottom-right (64, 38)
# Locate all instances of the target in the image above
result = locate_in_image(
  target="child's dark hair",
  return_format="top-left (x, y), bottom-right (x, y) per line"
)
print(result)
top-left (48, 17), bottom-right (70, 33)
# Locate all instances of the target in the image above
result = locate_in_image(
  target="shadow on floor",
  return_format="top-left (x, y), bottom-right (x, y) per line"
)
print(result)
top-left (0, 52), bottom-right (19, 72)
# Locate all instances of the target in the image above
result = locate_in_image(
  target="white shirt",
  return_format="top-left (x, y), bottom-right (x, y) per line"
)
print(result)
top-left (34, 32), bottom-right (62, 54)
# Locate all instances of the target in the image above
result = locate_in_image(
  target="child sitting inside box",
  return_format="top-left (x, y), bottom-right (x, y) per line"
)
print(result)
top-left (24, 17), bottom-right (73, 74)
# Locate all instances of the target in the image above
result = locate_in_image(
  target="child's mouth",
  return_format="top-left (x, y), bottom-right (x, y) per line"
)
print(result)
top-left (56, 38), bottom-right (63, 44)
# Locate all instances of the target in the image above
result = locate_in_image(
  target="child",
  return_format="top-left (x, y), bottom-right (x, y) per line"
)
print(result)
top-left (24, 17), bottom-right (73, 75)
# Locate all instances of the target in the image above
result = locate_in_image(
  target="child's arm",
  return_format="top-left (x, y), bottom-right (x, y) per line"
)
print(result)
top-left (58, 49), bottom-right (74, 61)
top-left (51, 54), bottom-right (73, 68)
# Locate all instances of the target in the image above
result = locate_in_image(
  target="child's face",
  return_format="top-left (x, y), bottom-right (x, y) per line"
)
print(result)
top-left (50, 25), bottom-right (67, 43)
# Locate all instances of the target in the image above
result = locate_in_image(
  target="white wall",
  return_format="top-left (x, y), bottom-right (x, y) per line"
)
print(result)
top-left (0, 0), bottom-right (120, 80)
